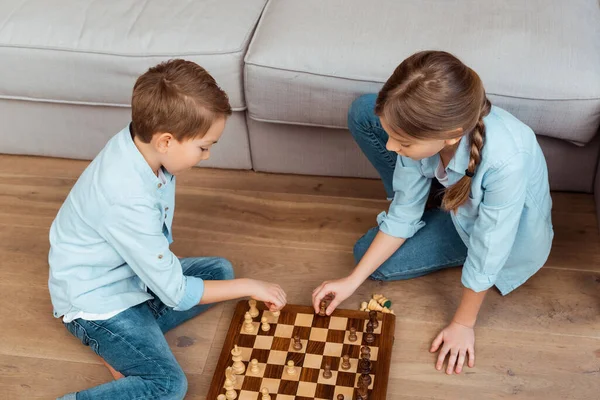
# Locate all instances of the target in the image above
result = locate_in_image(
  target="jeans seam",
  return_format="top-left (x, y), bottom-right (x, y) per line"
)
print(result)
top-left (85, 320), bottom-right (172, 398)
top-left (377, 257), bottom-right (465, 279)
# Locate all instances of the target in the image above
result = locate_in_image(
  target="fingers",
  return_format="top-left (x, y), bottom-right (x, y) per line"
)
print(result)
top-left (430, 331), bottom-right (444, 353)
top-left (467, 346), bottom-right (475, 368)
top-left (312, 283), bottom-right (330, 313)
top-left (446, 349), bottom-right (458, 375)
top-left (326, 296), bottom-right (341, 316)
top-left (455, 350), bottom-right (466, 374)
top-left (436, 344), bottom-right (450, 371)
top-left (271, 285), bottom-right (287, 311)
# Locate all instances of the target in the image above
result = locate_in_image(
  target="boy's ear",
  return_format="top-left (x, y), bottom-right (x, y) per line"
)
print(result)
top-left (154, 132), bottom-right (173, 153)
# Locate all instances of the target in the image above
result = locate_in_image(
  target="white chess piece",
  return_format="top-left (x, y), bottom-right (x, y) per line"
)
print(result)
top-left (217, 395), bottom-right (226, 400)
top-left (224, 378), bottom-right (237, 400)
top-left (250, 358), bottom-right (260, 375)
top-left (261, 387), bottom-right (271, 400)
top-left (225, 366), bottom-right (236, 385)
top-left (243, 312), bottom-right (254, 333)
top-left (248, 299), bottom-right (259, 318)
top-left (261, 316), bottom-right (270, 332)
top-left (271, 310), bottom-right (280, 318)
top-left (231, 345), bottom-right (245, 375)
top-left (286, 360), bottom-right (296, 376)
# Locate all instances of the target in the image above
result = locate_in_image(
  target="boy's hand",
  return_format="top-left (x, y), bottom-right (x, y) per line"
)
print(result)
top-left (249, 280), bottom-right (287, 311)
top-left (430, 321), bottom-right (475, 374)
top-left (312, 276), bottom-right (360, 315)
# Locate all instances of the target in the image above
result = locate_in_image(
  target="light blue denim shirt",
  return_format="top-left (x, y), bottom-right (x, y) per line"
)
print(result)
top-left (48, 125), bottom-right (204, 319)
top-left (378, 106), bottom-right (554, 294)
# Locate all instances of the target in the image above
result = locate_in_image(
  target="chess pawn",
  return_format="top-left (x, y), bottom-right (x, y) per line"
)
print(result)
top-left (357, 384), bottom-right (369, 400)
top-left (248, 299), bottom-right (259, 318)
top-left (337, 395), bottom-right (345, 400)
top-left (286, 360), bottom-right (296, 376)
top-left (293, 335), bottom-right (302, 350)
top-left (271, 309), bottom-right (280, 318)
top-left (369, 311), bottom-right (379, 330)
top-left (360, 346), bottom-right (371, 360)
top-left (373, 293), bottom-right (392, 308)
top-left (322, 363), bottom-right (332, 379)
top-left (217, 395), bottom-right (226, 400)
top-left (365, 330), bottom-right (375, 344)
top-left (249, 358), bottom-right (260, 375)
top-left (319, 299), bottom-right (327, 316)
top-left (348, 326), bottom-right (358, 342)
top-left (360, 372), bottom-right (372, 387)
top-left (341, 354), bottom-right (351, 370)
top-left (224, 378), bottom-right (237, 400)
top-left (360, 301), bottom-right (368, 312)
top-left (261, 316), bottom-right (270, 332)
top-left (243, 312), bottom-right (254, 333)
top-left (367, 299), bottom-right (384, 312)
top-left (261, 388), bottom-right (271, 400)
top-left (231, 345), bottom-right (245, 375)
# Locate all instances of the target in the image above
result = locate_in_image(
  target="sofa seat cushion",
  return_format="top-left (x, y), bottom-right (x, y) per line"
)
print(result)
top-left (245, 0), bottom-right (600, 145)
top-left (0, 0), bottom-right (266, 110)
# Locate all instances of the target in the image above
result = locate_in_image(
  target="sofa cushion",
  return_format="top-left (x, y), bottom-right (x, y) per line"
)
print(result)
top-left (245, 0), bottom-right (600, 145)
top-left (0, 0), bottom-right (266, 110)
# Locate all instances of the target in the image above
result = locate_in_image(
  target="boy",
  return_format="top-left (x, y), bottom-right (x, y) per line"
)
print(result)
top-left (50, 60), bottom-right (287, 400)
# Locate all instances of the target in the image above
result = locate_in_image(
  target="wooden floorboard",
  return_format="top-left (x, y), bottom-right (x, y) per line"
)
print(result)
top-left (0, 155), bottom-right (598, 400)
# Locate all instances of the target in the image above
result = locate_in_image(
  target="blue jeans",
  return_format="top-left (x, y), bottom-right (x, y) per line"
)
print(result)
top-left (349, 94), bottom-right (468, 280)
top-left (58, 257), bottom-right (234, 400)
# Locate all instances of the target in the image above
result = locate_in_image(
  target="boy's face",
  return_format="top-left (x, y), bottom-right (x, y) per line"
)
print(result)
top-left (156, 117), bottom-right (226, 175)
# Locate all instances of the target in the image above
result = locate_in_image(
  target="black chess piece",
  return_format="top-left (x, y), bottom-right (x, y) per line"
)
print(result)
top-left (369, 310), bottom-right (379, 330)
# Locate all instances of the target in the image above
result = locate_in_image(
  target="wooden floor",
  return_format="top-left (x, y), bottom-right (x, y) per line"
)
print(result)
top-left (0, 155), bottom-right (599, 400)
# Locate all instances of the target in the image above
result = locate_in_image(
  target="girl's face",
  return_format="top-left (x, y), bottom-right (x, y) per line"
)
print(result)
top-left (379, 116), bottom-right (461, 161)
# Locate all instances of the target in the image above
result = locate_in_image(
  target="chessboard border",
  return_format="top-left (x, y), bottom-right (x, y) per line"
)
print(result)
top-left (207, 300), bottom-right (396, 399)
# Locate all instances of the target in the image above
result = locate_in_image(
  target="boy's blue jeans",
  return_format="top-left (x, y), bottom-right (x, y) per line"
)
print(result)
top-left (58, 257), bottom-right (234, 400)
top-left (349, 94), bottom-right (468, 280)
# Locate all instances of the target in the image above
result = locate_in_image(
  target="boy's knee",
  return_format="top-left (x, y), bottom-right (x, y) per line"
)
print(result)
top-left (158, 366), bottom-right (188, 400)
top-left (348, 94), bottom-right (378, 132)
top-left (215, 258), bottom-right (235, 280)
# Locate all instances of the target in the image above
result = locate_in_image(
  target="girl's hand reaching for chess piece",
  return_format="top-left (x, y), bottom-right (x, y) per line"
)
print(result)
top-left (249, 279), bottom-right (287, 311)
top-left (312, 275), bottom-right (362, 315)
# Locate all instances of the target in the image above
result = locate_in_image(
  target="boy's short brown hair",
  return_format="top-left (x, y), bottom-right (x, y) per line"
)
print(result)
top-left (131, 59), bottom-right (232, 143)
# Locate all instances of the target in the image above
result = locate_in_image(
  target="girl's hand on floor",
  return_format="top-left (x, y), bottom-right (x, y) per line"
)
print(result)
top-left (430, 321), bottom-right (475, 374)
top-left (312, 276), bottom-right (361, 315)
top-left (249, 280), bottom-right (287, 311)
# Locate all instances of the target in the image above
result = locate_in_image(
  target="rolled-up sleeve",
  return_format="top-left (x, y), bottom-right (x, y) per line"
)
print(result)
top-left (461, 152), bottom-right (528, 292)
top-left (378, 156), bottom-right (431, 238)
top-left (99, 197), bottom-right (204, 311)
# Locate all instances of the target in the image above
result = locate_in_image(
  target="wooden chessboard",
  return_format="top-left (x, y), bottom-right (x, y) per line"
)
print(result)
top-left (207, 300), bottom-right (396, 399)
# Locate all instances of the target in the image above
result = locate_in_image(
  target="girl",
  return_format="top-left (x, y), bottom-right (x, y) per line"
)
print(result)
top-left (312, 51), bottom-right (553, 375)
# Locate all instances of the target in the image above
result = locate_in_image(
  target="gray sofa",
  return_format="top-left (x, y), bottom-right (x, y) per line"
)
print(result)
top-left (1, 0), bottom-right (600, 221)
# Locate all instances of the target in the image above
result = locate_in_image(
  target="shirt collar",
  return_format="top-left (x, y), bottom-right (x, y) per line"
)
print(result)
top-left (446, 135), bottom-right (471, 176)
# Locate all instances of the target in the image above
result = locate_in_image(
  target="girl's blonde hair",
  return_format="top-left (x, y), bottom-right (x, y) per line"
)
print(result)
top-left (375, 51), bottom-right (491, 212)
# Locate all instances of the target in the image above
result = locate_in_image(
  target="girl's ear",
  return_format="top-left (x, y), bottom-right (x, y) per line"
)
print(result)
top-left (445, 136), bottom-right (462, 146)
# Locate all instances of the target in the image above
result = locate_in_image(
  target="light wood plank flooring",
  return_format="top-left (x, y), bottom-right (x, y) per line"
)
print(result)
top-left (0, 155), bottom-right (598, 400)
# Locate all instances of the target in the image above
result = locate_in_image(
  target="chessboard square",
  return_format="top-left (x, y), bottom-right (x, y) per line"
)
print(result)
top-left (287, 351), bottom-right (306, 367)
top-left (305, 340), bottom-right (325, 355)
top-left (275, 396), bottom-right (295, 400)
top-left (302, 354), bottom-right (323, 370)
top-left (250, 349), bottom-right (271, 363)
top-left (320, 355), bottom-right (340, 371)
top-left (292, 326), bottom-right (311, 340)
top-left (347, 318), bottom-right (365, 332)
top-left (245, 362), bottom-right (266, 378)
top-left (237, 334), bottom-right (257, 349)
top-left (341, 343), bottom-right (361, 359)
top-left (240, 346), bottom-right (253, 362)
top-left (278, 379), bottom-right (300, 395)
top-left (267, 350), bottom-right (288, 365)
top-left (325, 329), bottom-right (345, 344)
top-left (239, 321), bottom-right (260, 335)
top-left (343, 330), bottom-right (364, 345)
top-left (238, 390), bottom-right (259, 400)
top-left (280, 366), bottom-right (301, 382)
top-left (309, 328), bottom-right (328, 342)
top-left (328, 316), bottom-right (348, 330)
top-left (241, 375), bottom-right (263, 391)
top-left (262, 310), bottom-right (281, 324)
top-left (354, 373), bottom-right (375, 390)
top-left (232, 375), bottom-right (245, 390)
top-left (288, 339), bottom-right (308, 353)
top-left (315, 383), bottom-right (336, 398)
top-left (272, 337), bottom-right (292, 351)
top-left (296, 381), bottom-right (317, 397)
top-left (257, 323), bottom-right (276, 336)
top-left (323, 342), bottom-right (343, 357)
top-left (254, 335), bottom-right (274, 350)
top-left (316, 369), bottom-right (338, 385)
top-left (336, 371), bottom-right (356, 387)
top-left (264, 364), bottom-right (285, 379)
top-left (274, 324), bottom-right (295, 338)
top-left (361, 333), bottom-right (380, 347)
top-left (333, 385), bottom-right (356, 398)
top-left (370, 346), bottom-right (379, 361)
top-left (260, 378), bottom-right (281, 393)
top-left (295, 313), bottom-right (314, 327)
top-left (277, 310), bottom-right (297, 325)
top-left (311, 315), bottom-right (330, 328)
